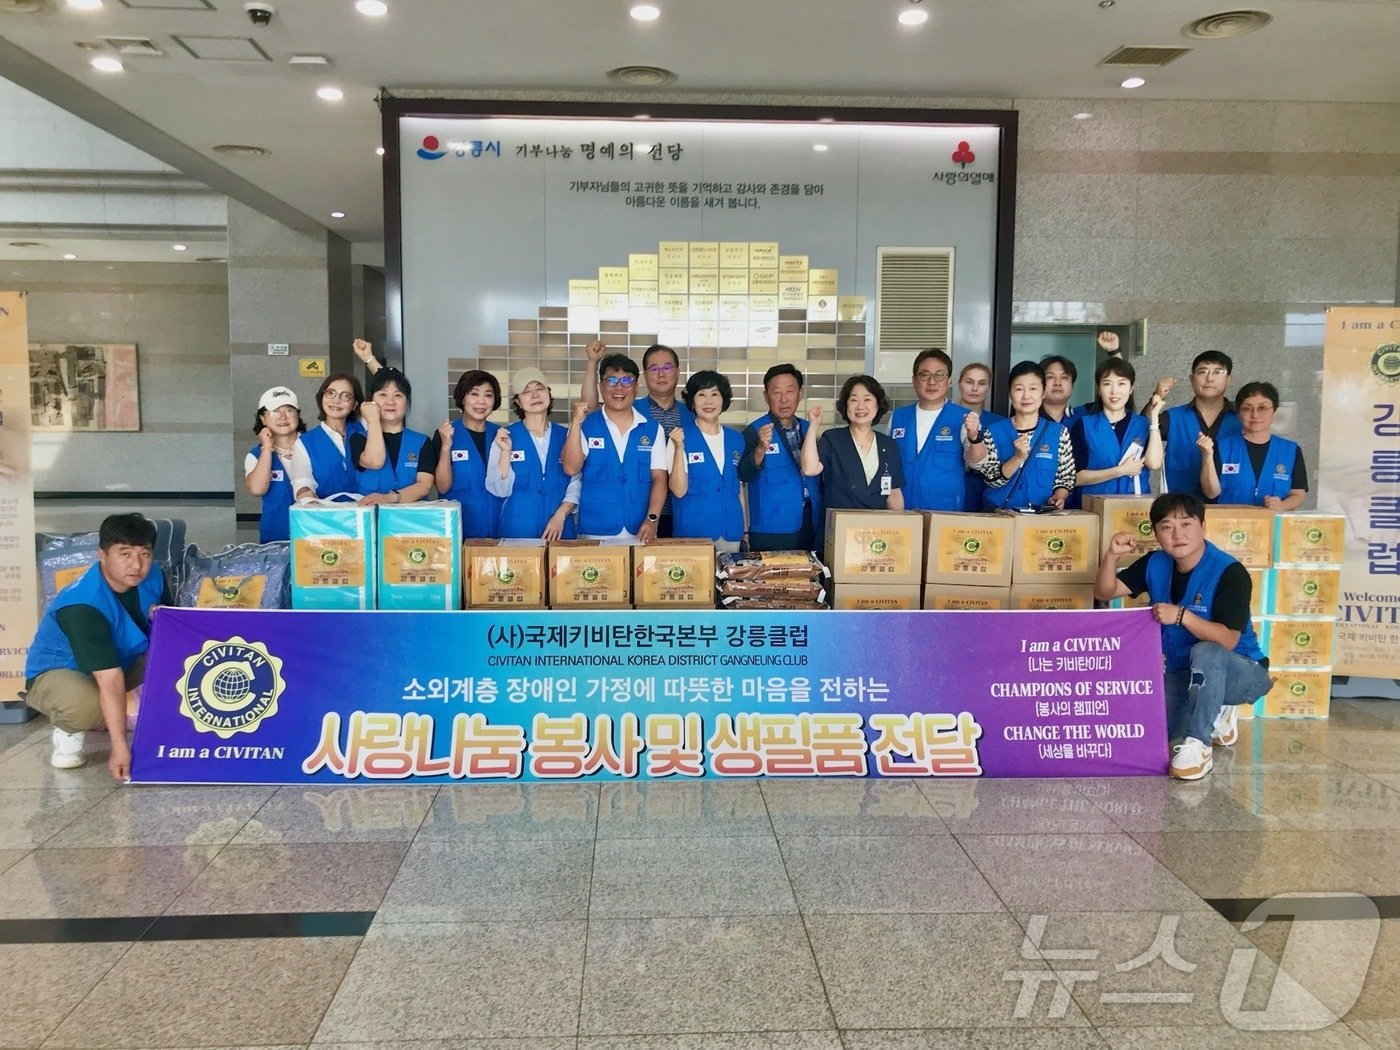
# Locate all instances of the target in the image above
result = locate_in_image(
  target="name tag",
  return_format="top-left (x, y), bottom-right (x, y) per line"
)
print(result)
top-left (688, 451), bottom-right (705, 464)
top-left (891, 427), bottom-right (906, 439)
top-left (1221, 462), bottom-right (1240, 475)
top-left (270, 469), bottom-right (284, 482)
top-left (510, 450), bottom-right (526, 462)
top-left (587, 437), bottom-right (606, 449)
top-left (766, 442), bottom-right (781, 454)
top-left (451, 449), bottom-right (469, 462)
top-left (879, 474), bottom-right (892, 496)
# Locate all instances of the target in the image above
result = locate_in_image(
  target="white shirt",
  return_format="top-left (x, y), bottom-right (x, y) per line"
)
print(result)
top-left (244, 436), bottom-right (316, 496)
top-left (702, 429), bottom-right (727, 475)
top-left (485, 424), bottom-right (582, 506)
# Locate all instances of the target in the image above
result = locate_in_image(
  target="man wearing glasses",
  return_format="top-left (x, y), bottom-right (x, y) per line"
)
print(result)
top-left (563, 353), bottom-right (669, 544)
top-left (1157, 351), bottom-right (1242, 497)
top-left (888, 350), bottom-right (987, 511)
top-left (582, 340), bottom-right (691, 536)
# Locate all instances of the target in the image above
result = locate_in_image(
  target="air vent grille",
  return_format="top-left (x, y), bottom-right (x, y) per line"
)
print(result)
top-left (1099, 45), bottom-right (1193, 67)
top-left (875, 247), bottom-right (953, 382)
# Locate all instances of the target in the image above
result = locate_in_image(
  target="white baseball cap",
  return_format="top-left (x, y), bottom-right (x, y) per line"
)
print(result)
top-left (258, 386), bottom-right (299, 412)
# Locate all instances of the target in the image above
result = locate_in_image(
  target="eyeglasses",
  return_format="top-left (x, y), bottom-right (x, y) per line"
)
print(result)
top-left (915, 370), bottom-right (950, 382)
top-left (604, 375), bottom-right (637, 387)
top-left (1193, 367), bottom-right (1229, 378)
top-left (646, 363), bottom-right (675, 375)
top-left (324, 391), bottom-right (356, 402)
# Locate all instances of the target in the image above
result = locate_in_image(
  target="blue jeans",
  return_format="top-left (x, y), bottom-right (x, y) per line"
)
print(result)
top-left (1163, 642), bottom-right (1273, 744)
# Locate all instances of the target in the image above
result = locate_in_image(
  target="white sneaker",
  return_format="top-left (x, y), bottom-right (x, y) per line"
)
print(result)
top-left (1169, 737), bottom-right (1213, 781)
top-left (1211, 705), bottom-right (1239, 748)
top-left (50, 728), bottom-right (86, 770)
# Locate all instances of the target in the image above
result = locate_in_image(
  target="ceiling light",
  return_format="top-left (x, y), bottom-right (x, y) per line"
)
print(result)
top-left (812, 144), bottom-right (829, 152)
top-left (376, 146), bottom-right (385, 155)
top-left (68, 0), bottom-right (103, 9)
top-left (1099, 0), bottom-right (1114, 7)
top-left (1073, 111), bottom-right (1092, 120)
top-left (898, 6), bottom-right (929, 26)
top-left (212, 143), bottom-right (269, 157)
top-left (630, 4), bottom-right (659, 21)
top-left (355, 0), bottom-right (387, 13)
top-left (330, 211), bottom-right (345, 219)
top-left (172, 243), bottom-right (187, 251)
top-left (1120, 76), bottom-right (1146, 88)
top-left (90, 55), bottom-right (123, 72)
top-left (62, 253), bottom-right (77, 260)
top-left (316, 85), bottom-right (344, 101)
top-left (607, 64), bottom-right (676, 86)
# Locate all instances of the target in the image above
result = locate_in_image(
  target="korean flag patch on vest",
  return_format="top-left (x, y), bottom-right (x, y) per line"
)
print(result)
top-left (1221, 463), bottom-right (1240, 475)
top-left (451, 449), bottom-right (469, 462)
top-left (891, 427), bottom-right (906, 439)
top-left (510, 450), bottom-right (526, 462)
top-left (766, 442), bottom-right (781, 454)
top-left (270, 469), bottom-right (284, 482)
top-left (688, 451), bottom-right (705, 464)
top-left (587, 436), bottom-right (606, 449)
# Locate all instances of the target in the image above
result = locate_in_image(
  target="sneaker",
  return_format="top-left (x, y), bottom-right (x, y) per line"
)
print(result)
top-left (1212, 705), bottom-right (1240, 748)
top-left (1169, 737), bottom-right (1213, 781)
top-left (50, 728), bottom-right (86, 770)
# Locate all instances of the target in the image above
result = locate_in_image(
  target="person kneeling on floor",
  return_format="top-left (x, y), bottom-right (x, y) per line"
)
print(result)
top-left (1094, 491), bottom-right (1271, 781)
top-left (24, 513), bottom-right (168, 778)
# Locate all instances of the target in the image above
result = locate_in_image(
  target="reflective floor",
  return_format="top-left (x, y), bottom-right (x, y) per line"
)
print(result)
top-left (4, 702), bottom-right (1400, 1048)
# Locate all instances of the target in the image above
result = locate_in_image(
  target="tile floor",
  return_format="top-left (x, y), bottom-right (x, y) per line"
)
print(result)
top-left (4, 700), bottom-right (1400, 1048)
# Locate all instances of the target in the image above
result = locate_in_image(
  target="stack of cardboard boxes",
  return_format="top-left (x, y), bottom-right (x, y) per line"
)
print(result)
top-left (824, 509), bottom-right (925, 609)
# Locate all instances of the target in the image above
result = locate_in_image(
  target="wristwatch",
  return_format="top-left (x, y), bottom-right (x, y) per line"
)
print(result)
top-left (646, 513), bottom-right (660, 522)
top-left (970, 429), bottom-right (985, 444)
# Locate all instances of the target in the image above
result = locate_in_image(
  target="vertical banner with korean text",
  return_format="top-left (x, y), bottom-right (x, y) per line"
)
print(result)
top-left (130, 608), bottom-right (1168, 783)
top-left (1318, 306), bottom-right (1400, 677)
top-left (0, 293), bottom-right (37, 701)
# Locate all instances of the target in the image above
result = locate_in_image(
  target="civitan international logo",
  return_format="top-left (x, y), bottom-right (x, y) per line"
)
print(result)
top-left (177, 636), bottom-right (284, 739)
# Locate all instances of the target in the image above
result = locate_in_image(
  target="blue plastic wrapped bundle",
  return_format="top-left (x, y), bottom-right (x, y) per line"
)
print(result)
top-left (176, 541), bottom-right (292, 609)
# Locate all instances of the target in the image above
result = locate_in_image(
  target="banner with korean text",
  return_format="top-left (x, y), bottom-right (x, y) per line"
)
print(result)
top-left (1318, 306), bottom-right (1400, 676)
top-left (130, 608), bottom-right (1167, 783)
top-left (0, 292), bottom-right (38, 702)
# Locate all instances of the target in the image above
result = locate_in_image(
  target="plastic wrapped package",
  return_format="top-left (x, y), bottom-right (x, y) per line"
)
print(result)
top-left (176, 541), bottom-right (292, 609)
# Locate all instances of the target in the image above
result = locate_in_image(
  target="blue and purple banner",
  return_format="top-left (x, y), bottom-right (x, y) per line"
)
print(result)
top-left (130, 608), bottom-right (1168, 783)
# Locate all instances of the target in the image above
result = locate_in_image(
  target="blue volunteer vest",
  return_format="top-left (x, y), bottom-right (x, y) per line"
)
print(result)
top-left (443, 419), bottom-right (504, 539)
top-left (249, 443), bottom-right (295, 543)
top-left (302, 421), bottom-right (365, 497)
top-left (889, 402), bottom-right (968, 512)
top-left (25, 561), bottom-right (166, 680)
top-left (356, 427), bottom-right (430, 496)
top-left (1215, 434), bottom-right (1299, 506)
top-left (672, 421), bottom-right (745, 542)
top-left (745, 413), bottom-right (822, 535)
top-left (982, 417), bottom-right (1066, 510)
top-left (499, 420), bottom-right (576, 540)
top-left (1163, 405), bottom-right (1240, 496)
top-left (1078, 411), bottom-right (1152, 497)
top-left (1144, 540), bottom-right (1265, 671)
top-left (577, 411), bottom-right (660, 535)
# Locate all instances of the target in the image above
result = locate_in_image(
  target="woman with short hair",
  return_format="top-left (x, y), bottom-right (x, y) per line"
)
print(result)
top-left (800, 374), bottom-right (905, 511)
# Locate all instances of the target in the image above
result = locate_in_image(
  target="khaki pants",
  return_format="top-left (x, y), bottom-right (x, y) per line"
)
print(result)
top-left (26, 655), bottom-right (146, 734)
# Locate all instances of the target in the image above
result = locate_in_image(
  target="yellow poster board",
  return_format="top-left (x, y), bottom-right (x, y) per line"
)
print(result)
top-left (0, 292), bottom-right (38, 700)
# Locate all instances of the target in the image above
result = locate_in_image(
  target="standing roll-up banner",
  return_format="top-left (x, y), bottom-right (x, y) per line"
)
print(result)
top-left (1318, 306), bottom-right (1400, 677)
top-left (0, 292), bottom-right (39, 702)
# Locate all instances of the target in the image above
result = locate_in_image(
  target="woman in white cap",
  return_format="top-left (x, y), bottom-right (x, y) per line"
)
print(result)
top-left (488, 368), bottom-right (580, 540)
top-left (244, 386), bottom-right (316, 542)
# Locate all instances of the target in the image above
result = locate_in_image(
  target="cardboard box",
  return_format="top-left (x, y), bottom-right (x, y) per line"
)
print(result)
top-left (1273, 513), bottom-right (1346, 567)
top-left (635, 540), bottom-right (716, 608)
top-left (832, 583), bottom-right (922, 610)
top-left (1248, 568), bottom-right (1270, 619)
top-left (1204, 505), bottom-right (1275, 568)
top-left (823, 509), bottom-right (924, 585)
top-left (1009, 511), bottom-right (1100, 584)
top-left (1082, 494), bottom-right (1159, 559)
top-left (922, 583), bottom-right (1011, 611)
top-left (377, 501), bottom-right (462, 611)
top-left (1262, 669), bottom-right (1332, 718)
top-left (922, 512), bottom-right (1015, 586)
top-left (290, 502), bottom-right (375, 610)
top-left (1266, 567), bottom-right (1341, 618)
top-left (1260, 617), bottom-right (1336, 669)
top-left (463, 540), bottom-right (547, 609)
top-left (548, 540), bottom-right (632, 607)
top-left (1008, 583), bottom-right (1096, 611)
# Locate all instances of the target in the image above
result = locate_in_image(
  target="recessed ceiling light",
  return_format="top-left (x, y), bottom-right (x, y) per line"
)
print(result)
top-left (330, 211), bottom-right (345, 219)
top-left (90, 55), bottom-right (123, 73)
top-left (898, 6), bottom-right (929, 26)
top-left (1120, 76), bottom-right (1146, 89)
top-left (630, 4), bottom-right (660, 21)
top-left (68, 0), bottom-right (103, 10)
top-left (812, 144), bottom-right (829, 152)
top-left (375, 146), bottom-right (385, 155)
top-left (316, 85), bottom-right (344, 101)
top-left (212, 143), bottom-right (269, 157)
top-left (355, 0), bottom-right (387, 14)
top-left (172, 244), bottom-right (187, 251)
top-left (1073, 111), bottom-right (1092, 120)
top-left (62, 254), bottom-right (77, 260)
top-left (1099, 0), bottom-right (1114, 7)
